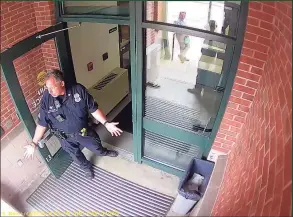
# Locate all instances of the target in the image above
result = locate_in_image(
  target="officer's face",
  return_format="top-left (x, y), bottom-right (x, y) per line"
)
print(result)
top-left (45, 76), bottom-right (65, 97)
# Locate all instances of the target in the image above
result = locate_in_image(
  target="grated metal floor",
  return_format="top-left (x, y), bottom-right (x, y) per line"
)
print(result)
top-left (27, 163), bottom-right (174, 216)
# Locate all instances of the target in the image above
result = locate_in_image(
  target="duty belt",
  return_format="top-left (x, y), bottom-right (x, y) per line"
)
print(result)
top-left (50, 128), bottom-right (87, 140)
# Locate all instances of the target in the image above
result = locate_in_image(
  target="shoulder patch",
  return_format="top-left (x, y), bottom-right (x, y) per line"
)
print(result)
top-left (74, 93), bottom-right (81, 102)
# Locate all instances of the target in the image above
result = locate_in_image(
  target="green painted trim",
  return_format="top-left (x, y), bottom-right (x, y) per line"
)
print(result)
top-left (141, 22), bottom-right (236, 44)
top-left (60, 17), bottom-right (130, 25)
top-left (0, 23), bottom-right (65, 62)
top-left (129, 1), bottom-right (139, 162)
top-left (54, 22), bottom-right (76, 85)
top-left (0, 23), bottom-right (75, 179)
top-left (142, 157), bottom-right (184, 178)
top-left (1, 62), bottom-right (36, 138)
top-left (143, 118), bottom-right (207, 154)
top-left (204, 2), bottom-right (249, 157)
top-left (134, 2), bottom-right (144, 163)
top-left (0, 62), bottom-right (73, 178)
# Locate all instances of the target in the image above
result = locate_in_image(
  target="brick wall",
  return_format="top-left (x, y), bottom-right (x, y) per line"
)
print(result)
top-left (0, 1), bottom-right (57, 138)
top-left (33, 2), bottom-right (59, 71)
top-left (212, 2), bottom-right (279, 153)
top-left (212, 2), bottom-right (292, 216)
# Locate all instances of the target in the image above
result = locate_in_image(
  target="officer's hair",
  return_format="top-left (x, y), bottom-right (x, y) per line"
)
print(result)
top-left (45, 69), bottom-right (65, 82)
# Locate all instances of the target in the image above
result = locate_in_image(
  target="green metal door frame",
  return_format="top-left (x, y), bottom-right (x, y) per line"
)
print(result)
top-left (54, 1), bottom-right (141, 162)
top-left (134, 2), bottom-right (249, 176)
top-left (0, 1), bottom-right (248, 179)
top-left (0, 23), bottom-right (76, 179)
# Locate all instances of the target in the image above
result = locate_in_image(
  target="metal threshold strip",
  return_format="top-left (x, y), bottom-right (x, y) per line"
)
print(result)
top-left (27, 163), bottom-right (174, 216)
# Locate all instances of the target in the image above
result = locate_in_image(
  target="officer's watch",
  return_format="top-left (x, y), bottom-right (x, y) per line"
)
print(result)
top-left (103, 121), bottom-right (109, 126)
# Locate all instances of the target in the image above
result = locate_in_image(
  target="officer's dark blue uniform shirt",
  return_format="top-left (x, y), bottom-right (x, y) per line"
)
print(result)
top-left (38, 83), bottom-right (98, 133)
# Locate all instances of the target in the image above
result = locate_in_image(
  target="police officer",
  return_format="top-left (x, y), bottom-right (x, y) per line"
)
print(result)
top-left (24, 69), bottom-right (122, 179)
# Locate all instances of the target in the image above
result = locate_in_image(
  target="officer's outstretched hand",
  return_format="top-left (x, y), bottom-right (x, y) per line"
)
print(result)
top-left (105, 122), bottom-right (123, 137)
top-left (24, 143), bottom-right (36, 159)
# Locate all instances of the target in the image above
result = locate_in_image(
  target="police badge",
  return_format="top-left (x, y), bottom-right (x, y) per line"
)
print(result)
top-left (74, 93), bottom-right (81, 102)
top-left (54, 100), bottom-right (61, 109)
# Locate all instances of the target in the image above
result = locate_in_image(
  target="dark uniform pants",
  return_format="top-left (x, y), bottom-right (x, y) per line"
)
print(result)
top-left (58, 129), bottom-right (107, 171)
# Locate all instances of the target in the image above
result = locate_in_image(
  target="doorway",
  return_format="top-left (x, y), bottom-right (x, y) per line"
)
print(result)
top-left (1, 1), bottom-right (248, 178)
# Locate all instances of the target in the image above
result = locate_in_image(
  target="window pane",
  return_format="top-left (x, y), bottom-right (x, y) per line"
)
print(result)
top-left (143, 130), bottom-right (201, 170)
top-left (144, 29), bottom-right (230, 136)
top-left (63, 1), bottom-right (129, 17)
top-left (145, 1), bottom-right (240, 37)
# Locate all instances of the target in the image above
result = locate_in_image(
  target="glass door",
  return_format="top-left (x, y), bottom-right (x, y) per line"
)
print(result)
top-left (0, 23), bottom-right (75, 179)
top-left (134, 1), bottom-right (247, 175)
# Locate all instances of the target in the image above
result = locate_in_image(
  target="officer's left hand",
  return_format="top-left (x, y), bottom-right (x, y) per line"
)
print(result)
top-left (105, 122), bottom-right (123, 136)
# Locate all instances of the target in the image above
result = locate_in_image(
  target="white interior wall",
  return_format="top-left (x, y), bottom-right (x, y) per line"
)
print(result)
top-left (68, 22), bottom-right (120, 89)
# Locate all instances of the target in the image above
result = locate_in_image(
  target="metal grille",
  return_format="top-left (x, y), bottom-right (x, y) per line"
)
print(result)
top-left (93, 73), bottom-right (118, 90)
top-left (145, 96), bottom-right (210, 136)
top-left (145, 131), bottom-right (201, 158)
top-left (144, 131), bottom-right (201, 169)
top-left (27, 163), bottom-right (174, 216)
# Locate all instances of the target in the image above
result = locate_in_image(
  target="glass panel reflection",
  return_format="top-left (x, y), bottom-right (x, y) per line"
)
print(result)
top-left (145, 1), bottom-right (240, 36)
top-left (144, 29), bottom-right (229, 136)
top-left (63, 1), bottom-right (129, 17)
top-left (144, 130), bottom-right (201, 170)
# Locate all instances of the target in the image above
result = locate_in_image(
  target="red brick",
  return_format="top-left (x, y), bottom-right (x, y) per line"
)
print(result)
top-left (242, 93), bottom-right (254, 102)
top-left (222, 119), bottom-right (243, 129)
top-left (238, 105), bottom-right (250, 113)
top-left (237, 70), bottom-right (261, 82)
top-left (280, 183), bottom-right (292, 216)
top-left (234, 116), bottom-right (246, 123)
top-left (283, 138), bottom-right (292, 186)
top-left (7, 2), bottom-right (23, 12)
top-left (248, 9), bottom-right (274, 24)
top-left (226, 107), bottom-right (247, 118)
top-left (234, 84), bottom-right (256, 95)
top-left (17, 5), bottom-right (34, 14)
top-left (278, 85), bottom-right (286, 109)
top-left (262, 4), bottom-right (276, 15)
top-left (261, 153), bottom-right (270, 188)
top-left (243, 40), bottom-right (269, 54)
top-left (245, 32), bottom-right (258, 42)
top-left (240, 55), bottom-right (265, 69)
top-left (212, 145), bottom-right (229, 153)
top-left (250, 66), bottom-right (263, 75)
top-left (246, 80), bottom-right (259, 89)
top-left (34, 6), bottom-right (45, 12)
top-left (254, 51), bottom-right (268, 62)
top-left (249, 2), bottom-right (262, 11)
top-left (220, 123), bottom-right (230, 130)
top-left (262, 200), bottom-right (272, 216)
top-left (266, 161), bottom-right (276, 202)
top-left (4, 19), bottom-right (19, 29)
top-left (230, 96), bottom-right (252, 107)
top-left (255, 187), bottom-right (267, 216)
top-left (247, 16), bottom-right (260, 27)
top-left (241, 47), bottom-right (254, 57)
top-left (234, 77), bottom-right (247, 85)
top-left (221, 143), bottom-right (234, 150)
top-left (260, 21), bottom-right (274, 31)
top-left (262, 2), bottom-right (276, 8)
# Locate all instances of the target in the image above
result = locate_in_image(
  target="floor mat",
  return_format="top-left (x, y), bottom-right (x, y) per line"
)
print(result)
top-left (27, 163), bottom-right (174, 216)
top-left (112, 102), bottom-right (133, 134)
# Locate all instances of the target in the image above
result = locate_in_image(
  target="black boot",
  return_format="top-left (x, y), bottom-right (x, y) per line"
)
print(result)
top-left (105, 150), bottom-right (118, 157)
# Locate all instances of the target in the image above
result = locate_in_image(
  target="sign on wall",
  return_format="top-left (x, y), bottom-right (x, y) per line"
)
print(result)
top-left (32, 71), bottom-right (46, 109)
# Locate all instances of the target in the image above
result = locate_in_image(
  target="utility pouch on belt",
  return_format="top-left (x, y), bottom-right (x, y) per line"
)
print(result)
top-left (80, 128), bottom-right (87, 136)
